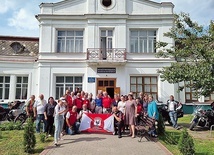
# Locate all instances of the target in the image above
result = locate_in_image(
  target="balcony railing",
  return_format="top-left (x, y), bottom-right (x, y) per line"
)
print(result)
top-left (87, 48), bottom-right (126, 60)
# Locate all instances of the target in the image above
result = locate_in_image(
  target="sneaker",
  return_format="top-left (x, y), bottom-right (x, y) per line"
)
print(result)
top-left (176, 126), bottom-right (181, 130)
top-left (118, 135), bottom-right (122, 138)
top-left (151, 134), bottom-right (158, 138)
top-left (48, 134), bottom-right (51, 137)
top-left (54, 142), bottom-right (58, 146)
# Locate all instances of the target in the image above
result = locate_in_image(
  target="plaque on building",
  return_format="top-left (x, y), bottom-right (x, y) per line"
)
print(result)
top-left (88, 77), bottom-right (95, 83)
top-left (97, 68), bottom-right (116, 73)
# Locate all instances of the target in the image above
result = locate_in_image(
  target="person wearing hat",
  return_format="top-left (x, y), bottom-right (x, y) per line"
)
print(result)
top-left (54, 97), bottom-right (67, 146)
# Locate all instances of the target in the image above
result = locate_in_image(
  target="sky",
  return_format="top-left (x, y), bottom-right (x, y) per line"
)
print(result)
top-left (0, 0), bottom-right (213, 37)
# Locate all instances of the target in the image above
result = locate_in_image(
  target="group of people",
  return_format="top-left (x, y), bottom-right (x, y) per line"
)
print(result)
top-left (24, 87), bottom-right (182, 146)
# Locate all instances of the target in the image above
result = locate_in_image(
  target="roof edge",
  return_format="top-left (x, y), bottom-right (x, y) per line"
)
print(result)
top-left (0, 36), bottom-right (39, 41)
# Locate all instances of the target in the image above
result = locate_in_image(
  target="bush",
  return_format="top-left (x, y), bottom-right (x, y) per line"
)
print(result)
top-left (40, 133), bottom-right (46, 143)
top-left (23, 118), bottom-right (36, 153)
top-left (178, 128), bottom-right (195, 155)
top-left (13, 122), bottom-right (23, 130)
top-left (157, 113), bottom-right (165, 136)
top-left (5, 122), bottom-right (14, 130)
top-left (0, 122), bottom-right (23, 131)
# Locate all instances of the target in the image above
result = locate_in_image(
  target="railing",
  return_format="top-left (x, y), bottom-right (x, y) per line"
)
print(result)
top-left (87, 48), bottom-right (126, 60)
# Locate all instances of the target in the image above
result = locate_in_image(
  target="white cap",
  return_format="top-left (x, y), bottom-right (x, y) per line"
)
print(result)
top-left (59, 97), bottom-right (66, 102)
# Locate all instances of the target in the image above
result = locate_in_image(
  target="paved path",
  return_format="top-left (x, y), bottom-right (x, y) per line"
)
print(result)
top-left (40, 133), bottom-right (172, 155)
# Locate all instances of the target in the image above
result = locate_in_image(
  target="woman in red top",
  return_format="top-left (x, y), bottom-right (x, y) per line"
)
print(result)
top-left (82, 94), bottom-right (90, 109)
top-left (64, 90), bottom-right (73, 110)
top-left (102, 92), bottom-right (112, 113)
top-left (73, 93), bottom-right (83, 113)
top-left (136, 97), bottom-right (143, 124)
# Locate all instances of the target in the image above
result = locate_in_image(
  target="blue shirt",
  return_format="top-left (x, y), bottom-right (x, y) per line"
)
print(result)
top-left (95, 98), bottom-right (102, 107)
top-left (147, 100), bottom-right (159, 120)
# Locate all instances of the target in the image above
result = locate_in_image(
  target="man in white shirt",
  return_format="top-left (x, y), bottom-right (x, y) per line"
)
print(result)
top-left (33, 94), bottom-right (47, 133)
top-left (167, 95), bottom-right (181, 130)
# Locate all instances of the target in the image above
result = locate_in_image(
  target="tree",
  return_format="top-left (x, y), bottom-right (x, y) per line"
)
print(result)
top-left (156, 12), bottom-right (214, 97)
top-left (178, 128), bottom-right (195, 155)
top-left (157, 113), bottom-right (165, 136)
top-left (23, 118), bottom-right (36, 153)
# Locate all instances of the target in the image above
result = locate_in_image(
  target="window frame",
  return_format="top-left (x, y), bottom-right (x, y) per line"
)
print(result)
top-left (57, 30), bottom-right (84, 53)
top-left (130, 76), bottom-right (158, 99)
top-left (15, 76), bottom-right (28, 100)
top-left (130, 29), bottom-right (157, 53)
top-left (185, 81), bottom-right (214, 102)
top-left (55, 75), bottom-right (83, 99)
top-left (0, 76), bottom-right (10, 100)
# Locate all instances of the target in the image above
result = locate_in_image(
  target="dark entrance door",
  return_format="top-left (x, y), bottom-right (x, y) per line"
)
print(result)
top-left (106, 87), bottom-right (114, 99)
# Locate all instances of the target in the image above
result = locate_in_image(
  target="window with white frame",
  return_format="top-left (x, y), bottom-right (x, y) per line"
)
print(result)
top-left (130, 30), bottom-right (156, 53)
top-left (130, 76), bottom-right (158, 100)
top-left (16, 76), bottom-right (28, 100)
top-left (57, 30), bottom-right (83, 53)
top-left (56, 76), bottom-right (83, 99)
top-left (0, 76), bottom-right (10, 100)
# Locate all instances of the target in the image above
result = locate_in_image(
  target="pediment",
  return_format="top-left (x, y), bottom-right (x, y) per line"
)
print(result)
top-left (53, 0), bottom-right (86, 14)
top-left (128, 0), bottom-right (173, 14)
top-left (41, 0), bottom-right (173, 15)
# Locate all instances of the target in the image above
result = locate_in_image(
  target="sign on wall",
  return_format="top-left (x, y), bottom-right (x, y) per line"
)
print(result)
top-left (88, 77), bottom-right (95, 83)
top-left (97, 68), bottom-right (116, 73)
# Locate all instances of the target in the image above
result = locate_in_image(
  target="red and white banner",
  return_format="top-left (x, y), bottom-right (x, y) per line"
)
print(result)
top-left (79, 113), bottom-right (114, 133)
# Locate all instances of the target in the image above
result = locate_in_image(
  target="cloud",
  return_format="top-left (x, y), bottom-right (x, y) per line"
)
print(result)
top-left (8, 8), bottom-right (38, 31)
top-left (0, 0), bottom-right (16, 14)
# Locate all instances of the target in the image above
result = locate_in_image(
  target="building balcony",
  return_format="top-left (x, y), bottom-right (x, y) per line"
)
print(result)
top-left (86, 48), bottom-right (126, 66)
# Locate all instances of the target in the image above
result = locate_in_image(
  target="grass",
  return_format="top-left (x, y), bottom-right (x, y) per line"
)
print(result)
top-left (0, 130), bottom-right (53, 155)
top-left (159, 115), bottom-right (214, 155)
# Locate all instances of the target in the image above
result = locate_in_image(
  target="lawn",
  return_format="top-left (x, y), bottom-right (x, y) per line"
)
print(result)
top-left (159, 115), bottom-right (214, 155)
top-left (0, 130), bottom-right (53, 155)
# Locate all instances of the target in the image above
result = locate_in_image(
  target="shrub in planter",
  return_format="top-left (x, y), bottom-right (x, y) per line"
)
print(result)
top-left (23, 118), bottom-right (36, 153)
top-left (178, 128), bottom-right (195, 155)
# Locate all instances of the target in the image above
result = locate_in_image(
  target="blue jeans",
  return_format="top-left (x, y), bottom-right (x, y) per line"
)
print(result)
top-left (169, 111), bottom-right (178, 128)
top-left (54, 115), bottom-right (64, 143)
top-left (36, 114), bottom-right (46, 133)
top-left (67, 122), bottom-right (80, 135)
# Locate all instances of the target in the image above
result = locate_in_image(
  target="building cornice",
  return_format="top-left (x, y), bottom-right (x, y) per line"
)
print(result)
top-left (0, 55), bottom-right (37, 62)
top-left (36, 14), bottom-right (174, 21)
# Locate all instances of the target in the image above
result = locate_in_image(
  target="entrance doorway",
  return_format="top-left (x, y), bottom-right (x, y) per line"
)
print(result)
top-left (96, 78), bottom-right (120, 99)
top-left (106, 87), bottom-right (114, 99)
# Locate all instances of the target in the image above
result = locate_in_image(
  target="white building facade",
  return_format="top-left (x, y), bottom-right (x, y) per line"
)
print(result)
top-left (35, 0), bottom-right (175, 102)
top-left (1, 0), bottom-right (185, 103)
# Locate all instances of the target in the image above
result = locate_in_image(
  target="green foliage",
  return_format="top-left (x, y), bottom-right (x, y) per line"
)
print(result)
top-left (178, 128), bottom-right (195, 155)
top-left (40, 133), bottom-right (46, 143)
top-left (0, 130), bottom-right (54, 155)
top-left (0, 122), bottom-right (23, 131)
top-left (156, 12), bottom-right (214, 97)
top-left (23, 118), bottom-right (36, 153)
top-left (157, 113), bottom-right (165, 136)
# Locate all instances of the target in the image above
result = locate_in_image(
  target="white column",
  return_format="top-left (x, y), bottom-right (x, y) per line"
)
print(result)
top-left (9, 75), bottom-right (16, 101)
